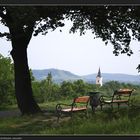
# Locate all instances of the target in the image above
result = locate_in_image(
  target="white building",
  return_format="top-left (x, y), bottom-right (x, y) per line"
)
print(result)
top-left (96, 67), bottom-right (103, 86)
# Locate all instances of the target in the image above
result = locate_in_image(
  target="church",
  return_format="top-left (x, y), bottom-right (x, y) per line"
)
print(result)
top-left (96, 67), bottom-right (103, 86)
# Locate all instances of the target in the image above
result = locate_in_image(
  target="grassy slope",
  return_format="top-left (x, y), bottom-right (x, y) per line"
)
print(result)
top-left (0, 99), bottom-right (140, 135)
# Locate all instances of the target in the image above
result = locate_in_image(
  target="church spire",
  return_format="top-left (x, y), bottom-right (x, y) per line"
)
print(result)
top-left (97, 67), bottom-right (101, 78)
top-left (96, 67), bottom-right (103, 86)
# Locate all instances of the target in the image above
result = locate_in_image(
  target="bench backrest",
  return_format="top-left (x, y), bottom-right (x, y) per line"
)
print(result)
top-left (73, 96), bottom-right (90, 107)
top-left (74, 96), bottom-right (90, 103)
top-left (113, 89), bottom-right (134, 101)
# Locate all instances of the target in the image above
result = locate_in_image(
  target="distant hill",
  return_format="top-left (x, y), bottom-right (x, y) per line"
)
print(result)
top-left (82, 73), bottom-right (140, 84)
top-left (32, 68), bottom-right (140, 84)
top-left (32, 68), bottom-right (82, 82)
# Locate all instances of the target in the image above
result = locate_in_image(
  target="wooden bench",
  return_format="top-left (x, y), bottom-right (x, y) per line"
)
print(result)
top-left (100, 89), bottom-right (134, 110)
top-left (56, 96), bottom-right (90, 121)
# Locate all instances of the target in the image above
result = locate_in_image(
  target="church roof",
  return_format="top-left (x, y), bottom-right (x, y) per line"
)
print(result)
top-left (97, 67), bottom-right (102, 77)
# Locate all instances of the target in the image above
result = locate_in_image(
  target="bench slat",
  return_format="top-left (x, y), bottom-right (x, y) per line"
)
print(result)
top-left (62, 107), bottom-right (87, 112)
top-left (74, 96), bottom-right (90, 103)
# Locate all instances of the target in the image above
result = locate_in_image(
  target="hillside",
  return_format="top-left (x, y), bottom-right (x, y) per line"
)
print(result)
top-left (32, 68), bottom-right (82, 82)
top-left (82, 73), bottom-right (140, 84)
top-left (32, 68), bottom-right (140, 84)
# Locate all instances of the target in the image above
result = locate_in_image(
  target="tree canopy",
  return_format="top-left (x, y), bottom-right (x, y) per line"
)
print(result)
top-left (1, 6), bottom-right (140, 68)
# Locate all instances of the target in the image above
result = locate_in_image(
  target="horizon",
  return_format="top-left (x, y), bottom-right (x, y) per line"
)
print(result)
top-left (32, 68), bottom-right (140, 76)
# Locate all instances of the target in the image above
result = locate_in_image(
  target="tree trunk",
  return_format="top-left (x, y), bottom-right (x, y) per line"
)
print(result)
top-left (10, 36), bottom-right (41, 115)
top-left (3, 7), bottom-right (42, 115)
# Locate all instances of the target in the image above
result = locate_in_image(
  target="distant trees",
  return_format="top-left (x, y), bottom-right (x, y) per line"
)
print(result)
top-left (32, 78), bottom-right (140, 103)
top-left (73, 80), bottom-right (87, 94)
top-left (100, 81), bottom-right (139, 96)
top-left (32, 73), bottom-right (61, 103)
top-left (60, 81), bottom-right (75, 97)
top-left (101, 81), bottom-right (121, 95)
top-left (0, 54), bottom-right (15, 107)
top-left (41, 72), bottom-right (57, 102)
top-left (46, 72), bottom-right (53, 100)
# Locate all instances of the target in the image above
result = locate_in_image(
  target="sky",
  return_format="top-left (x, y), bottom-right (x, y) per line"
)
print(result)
top-left (0, 20), bottom-right (140, 76)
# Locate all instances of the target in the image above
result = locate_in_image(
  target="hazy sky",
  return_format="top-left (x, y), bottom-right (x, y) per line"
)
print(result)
top-left (0, 20), bottom-right (140, 76)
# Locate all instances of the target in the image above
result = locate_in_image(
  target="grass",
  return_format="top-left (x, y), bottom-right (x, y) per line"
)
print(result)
top-left (39, 98), bottom-right (73, 110)
top-left (0, 99), bottom-right (140, 135)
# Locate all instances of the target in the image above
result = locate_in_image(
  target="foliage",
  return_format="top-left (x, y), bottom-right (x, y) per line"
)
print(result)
top-left (60, 81), bottom-right (75, 97)
top-left (72, 79), bottom-right (88, 95)
top-left (32, 79), bottom-right (61, 103)
top-left (68, 7), bottom-right (139, 56)
top-left (32, 81), bottom-right (44, 103)
top-left (0, 54), bottom-right (16, 106)
top-left (1, 6), bottom-right (140, 67)
top-left (30, 69), bottom-right (35, 81)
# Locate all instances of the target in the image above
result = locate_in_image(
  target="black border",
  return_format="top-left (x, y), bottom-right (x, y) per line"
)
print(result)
top-left (0, 135), bottom-right (140, 140)
top-left (23, 136), bottom-right (140, 140)
top-left (0, 0), bottom-right (140, 5)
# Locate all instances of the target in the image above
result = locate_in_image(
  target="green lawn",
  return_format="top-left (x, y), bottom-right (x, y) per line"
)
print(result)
top-left (0, 100), bottom-right (140, 135)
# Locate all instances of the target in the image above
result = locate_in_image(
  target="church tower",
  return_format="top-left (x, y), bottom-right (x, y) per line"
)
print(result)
top-left (96, 67), bottom-right (103, 86)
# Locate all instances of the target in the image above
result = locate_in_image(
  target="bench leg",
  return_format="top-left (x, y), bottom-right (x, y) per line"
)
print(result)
top-left (56, 111), bottom-right (61, 122)
top-left (100, 104), bottom-right (103, 111)
top-left (127, 101), bottom-right (130, 107)
top-left (111, 103), bottom-right (113, 110)
top-left (70, 112), bottom-right (73, 118)
top-left (57, 115), bottom-right (60, 122)
top-left (91, 106), bottom-right (96, 113)
top-left (118, 103), bottom-right (120, 110)
top-left (86, 109), bottom-right (89, 118)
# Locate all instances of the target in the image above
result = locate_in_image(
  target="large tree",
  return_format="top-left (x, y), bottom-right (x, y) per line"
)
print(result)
top-left (0, 6), bottom-right (67, 114)
top-left (0, 6), bottom-right (140, 115)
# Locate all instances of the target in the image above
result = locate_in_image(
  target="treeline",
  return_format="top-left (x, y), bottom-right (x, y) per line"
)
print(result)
top-left (0, 54), bottom-right (140, 107)
top-left (32, 76), bottom-right (140, 103)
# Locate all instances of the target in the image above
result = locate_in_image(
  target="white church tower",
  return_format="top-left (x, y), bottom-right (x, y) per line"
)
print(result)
top-left (96, 67), bottom-right (103, 86)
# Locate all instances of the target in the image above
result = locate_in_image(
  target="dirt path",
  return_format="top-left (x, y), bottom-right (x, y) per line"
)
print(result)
top-left (0, 110), bottom-right (21, 118)
top-left (0, 109), bottom-right (56, 119)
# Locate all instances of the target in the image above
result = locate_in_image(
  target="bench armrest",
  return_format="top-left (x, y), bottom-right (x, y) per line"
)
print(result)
top-left (100, 95), bottom-right (113, 99)
top-left (99, 95), bottom-right (113, 102)
top-left (56, 103), bottom-right (74, 112)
